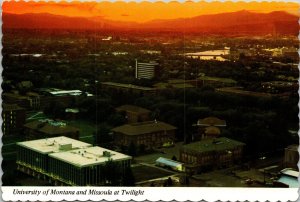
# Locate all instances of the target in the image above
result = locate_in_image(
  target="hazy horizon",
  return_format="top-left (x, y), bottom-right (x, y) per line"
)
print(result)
top-left (3, 1), bottom-right (299, 23)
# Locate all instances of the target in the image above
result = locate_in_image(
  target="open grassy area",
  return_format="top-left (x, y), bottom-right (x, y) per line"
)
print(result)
top-left (68, 119), bottom-right (96, 144)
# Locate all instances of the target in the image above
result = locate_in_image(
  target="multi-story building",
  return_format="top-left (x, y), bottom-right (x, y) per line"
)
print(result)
top-left (135, 60), bottom-right (158, 79)
top-left (284, 144), bottom-right (298, 169)
top-left (112, 121), bottom-right (177, 149)
top-left (3, 92), bottom-right (41, 110)
top-left (48, 146), bottom-right (132, 186)
top-left (2, 104), bottom-right (26, 136)
top-left (23, 119), bottom-right (80, 140)
top-left (116, 105), bottom-right (151, 123)
top-left (180, 137), bottom-right (245, 173)
top-left (16, 136), bottom-right (91, 182)
top-left (16, 136), bottom-right (132, 186)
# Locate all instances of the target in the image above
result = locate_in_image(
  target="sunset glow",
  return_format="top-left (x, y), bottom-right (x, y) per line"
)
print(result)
top-left (3, 1), bottom-right (299, 23)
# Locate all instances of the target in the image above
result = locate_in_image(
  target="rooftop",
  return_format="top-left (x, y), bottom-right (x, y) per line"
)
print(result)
top-left (17, 136), bottom-right (92, 154)
top-left (156, 157), bottom-right (183, 167)
top-left (49, 146), bottom-right (132, 168)
top-left (49, 90), bottom-right (82, 96)
top-left (112, 121), bottom-right (177, 136)
top-left (281, 168), bottom-right (299, 178)
top-left (154, 82), bottom-right (195, 89)
top-left (181, 137), bottom-right (245, 153)
top-left (198, 76), bottom-right (237, 84)
top-left (216, 87), bottom-right (273, 98)
top-left (116, 105), bottom-right (150, 114)
top-left (204, 126), bottom-right (221, 135)
top-left (102, 82), bottom-right (155, 91)
top-left (197, 117), bottom-right (226, 127)
top-left (24, 119), bottom-right (79, 135)
top-left (3, 103), bottom-right (25, 111)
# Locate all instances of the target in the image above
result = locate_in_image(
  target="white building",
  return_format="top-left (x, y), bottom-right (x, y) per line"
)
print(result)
top-left (16, 136), bottom-right (132, 186)
top-left (135, 60), bottom-right (158, 79)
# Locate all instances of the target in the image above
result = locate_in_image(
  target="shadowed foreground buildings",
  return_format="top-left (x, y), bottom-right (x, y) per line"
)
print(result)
top-left (112, 121), bottom-right (177, 149)
top-left (16, 136), bottom-right (132, 186)
top-left (23, 119), bottom-right (80, 140)
top-left (180, 137), bottom-right (245, 174)
top-left (2, 103), bottom-right (26, 136)
top-left (284, 144), bottom-right (298, 169)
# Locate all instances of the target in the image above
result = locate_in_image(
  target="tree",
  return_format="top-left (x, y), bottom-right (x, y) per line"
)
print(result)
top-left (103, 160), bottom-right (121, 186)
top-left (171, 156), bottom-right (177, 161)
top-left (139, 144), bottom-right (146, 154)
top-left (44, 101), bottom-right (67, 119)
top-left (122, 167), bottom-right (135, 186)
top-left (94, 123), bottom-right (112, 145)
top-left (128, 141), bottom-right (137, 157)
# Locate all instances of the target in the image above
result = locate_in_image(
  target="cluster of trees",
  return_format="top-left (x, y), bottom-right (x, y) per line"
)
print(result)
top-left (102, 160), bottom-right (135, 186)
top-left (4, 30), bottom-right (298, 160)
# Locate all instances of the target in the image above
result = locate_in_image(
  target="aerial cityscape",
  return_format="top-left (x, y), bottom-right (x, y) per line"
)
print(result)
top-left (2, 1), bottom-right (299, 188)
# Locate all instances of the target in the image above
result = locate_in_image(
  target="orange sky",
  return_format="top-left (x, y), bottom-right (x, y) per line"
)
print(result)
top-left (3, 1), bottom-right (299, 23)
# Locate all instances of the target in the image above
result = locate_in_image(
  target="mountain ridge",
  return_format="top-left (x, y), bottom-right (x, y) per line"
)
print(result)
top-left (3, 11), bottom-right (299, 36)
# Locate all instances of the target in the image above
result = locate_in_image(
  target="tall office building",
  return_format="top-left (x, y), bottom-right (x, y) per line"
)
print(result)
top-left (135, 60), bottom-right (158, 79)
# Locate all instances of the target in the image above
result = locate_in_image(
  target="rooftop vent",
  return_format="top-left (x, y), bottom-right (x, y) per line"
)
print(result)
top-left (103, 151), bottom-right (111, 157)
top-left (59, 143), bottom-right (72, 151)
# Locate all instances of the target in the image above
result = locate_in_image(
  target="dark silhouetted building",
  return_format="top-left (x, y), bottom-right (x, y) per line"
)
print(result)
top-left (112, 121), bottom-right (177, 149)
top-left (180, 137), bottom-right (245, 173)
top-left (284, 145), bottom-right (298, 169)
top-left (116, 105), bottom-right (150, 123)
top-left (24, 119), bottom-right (80, 140)
top-left (2, 104), bottom-right (26, 136)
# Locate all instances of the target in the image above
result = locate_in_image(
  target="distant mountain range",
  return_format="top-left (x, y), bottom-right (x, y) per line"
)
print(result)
top-left (3, 10), bottom-right (299, 36)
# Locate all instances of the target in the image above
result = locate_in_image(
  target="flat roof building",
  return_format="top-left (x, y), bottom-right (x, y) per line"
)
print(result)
top-left (16, 136), bottom-right (132, 186)
top-left (101, 82), bottom-right (156, 96)
top-left (17, 136), bottom-right (91, 155)
top-left (17, 136), bottom-right (91, 175)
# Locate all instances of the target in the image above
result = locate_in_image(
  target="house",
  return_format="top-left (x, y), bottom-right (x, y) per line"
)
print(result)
top-left (112, 121), bottom-right (177, 149)
top-left (2, 104), bottom-right (26, 136)
top-left (23, 119), bottom-right (80, 140)
top-left (180, 137), bottom-right (245, 173)
top-left (116, 105), bottom-right (150, 123)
